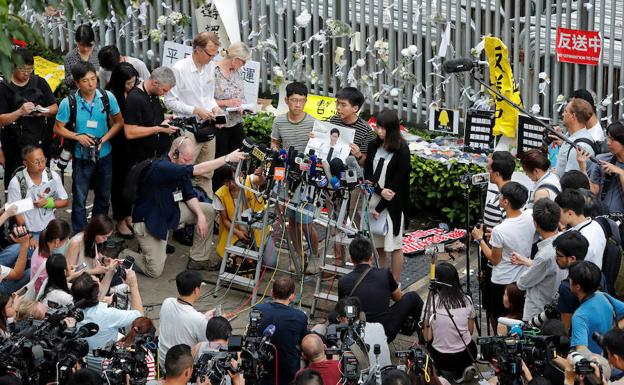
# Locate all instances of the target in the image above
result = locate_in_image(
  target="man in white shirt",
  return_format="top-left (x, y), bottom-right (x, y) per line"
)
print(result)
top-left (554, 98), bottom-right (596, 177)
top-left (164, 32), bottom-right (222, 198)
top-left (158, 270), bottom-right (215, 367)
top-left (555, 188), bottom-right (606, 269)
top-left (97, 45), bottom-right (151, 88)
top-left (7, 145), bottom-right (69, 245)
top-left (471, 182), bottom-right (535, 330)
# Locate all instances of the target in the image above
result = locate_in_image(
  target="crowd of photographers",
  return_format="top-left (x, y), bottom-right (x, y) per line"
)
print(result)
top-left (0, 19), bottom-right (624, 385)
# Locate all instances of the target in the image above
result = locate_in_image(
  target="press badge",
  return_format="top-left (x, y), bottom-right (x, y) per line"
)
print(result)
top-left (173, 190), bottom-right (183, 202)
top-left (86, 120), bottom-right (98, 128)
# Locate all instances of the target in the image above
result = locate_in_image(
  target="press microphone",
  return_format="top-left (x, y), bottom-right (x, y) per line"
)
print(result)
top-left (329, 157), bottom-right (345, 178)
top-left (260, 324), bottom-right (276, 345)
top-left (345, 155), bottom-right (363, 181)
top-left (77, 322), bottom-right (100, 338)
top-left (278, 149), bottom-right (288, 162)
top-left (321, 159), bottom-right (333, 181)
top-left (442, 57), bottom-right (488, 74)
top-left (308, 154), bottom-right (317, 178)
top-left (497, 317), bottom-right (525, 328)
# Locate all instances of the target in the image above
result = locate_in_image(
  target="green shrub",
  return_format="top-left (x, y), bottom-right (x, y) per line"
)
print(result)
top-left (243, 112), bottom-right (275, 145)
top-left (409, 156), bottom-right (485, 225)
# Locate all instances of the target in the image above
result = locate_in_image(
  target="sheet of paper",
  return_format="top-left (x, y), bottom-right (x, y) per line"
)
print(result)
top-left (5, 198), bottom-right (34, 214)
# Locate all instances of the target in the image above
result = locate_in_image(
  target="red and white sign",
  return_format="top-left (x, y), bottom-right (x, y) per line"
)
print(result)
top-left (556, 27), bottom-right (602, 66)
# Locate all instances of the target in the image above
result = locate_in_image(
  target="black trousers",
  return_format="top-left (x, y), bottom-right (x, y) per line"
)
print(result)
top-left (369, 291), bottom-right (424, 342)
top-left (110, 135), bottom-right (131, 221)
top-left (428, 340), bottom-right (478, 373)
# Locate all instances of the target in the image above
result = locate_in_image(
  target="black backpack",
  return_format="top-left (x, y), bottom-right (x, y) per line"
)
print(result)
top-left (593, 216), bottom-right (624, 300)
top-left (566, 137), bottom-right (599, 161)
top-left (122, 158), bottom-right (156, 208)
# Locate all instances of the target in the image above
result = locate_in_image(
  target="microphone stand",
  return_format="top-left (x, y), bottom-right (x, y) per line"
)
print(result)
top-left (467, 70), bottom-right (600, 163)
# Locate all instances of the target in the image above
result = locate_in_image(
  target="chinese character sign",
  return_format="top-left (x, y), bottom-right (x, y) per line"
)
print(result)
top-left (556, 27), bottom-right (602, 66)
top-left (303, 95), bottom-right (338, 121)
top-left (242, 61), bottom-right (260, 111)
top-left (161, 41), bottom-right (192, 67)
top-left (484, 36), bottom-right (522, 138)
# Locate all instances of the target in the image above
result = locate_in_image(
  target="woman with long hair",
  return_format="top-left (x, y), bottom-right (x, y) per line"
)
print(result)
top-left (66, 214), bottom-right (114, 274)
top-left (30, 219), bottom-right (71, 292)
top-left (38, 254), bottom-right (73, 308)
top-left (497, 283), bottom-right (526, 335)
top-left (422, 262), bottom-right (477, 376)
top-left (363, 109), bottom-right (411, 282)
top-left (213, 42), bottom-right (252, 158)
top-left (106, 62), bottom-right (139, 238)
top-left (0, 293), bottom-right (16, 339)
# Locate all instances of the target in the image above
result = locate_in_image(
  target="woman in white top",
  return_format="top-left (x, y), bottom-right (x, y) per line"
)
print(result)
top-left (38, 253), bottom-right (73, 308)
top-left (520, 149), bottom-right (561, 205)
top-left (66, 214), bottom-right (114, 275)
top-left (422, 262), bottom-right (476, 376)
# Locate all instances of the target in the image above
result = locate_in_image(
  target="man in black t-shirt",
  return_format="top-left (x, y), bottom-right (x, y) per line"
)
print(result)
top-left (338, 236), bottom-right (423, 342)
top-left (0, 48), bottom-right (58, 188)
top-left (124, 66), bottom-right (179, 165)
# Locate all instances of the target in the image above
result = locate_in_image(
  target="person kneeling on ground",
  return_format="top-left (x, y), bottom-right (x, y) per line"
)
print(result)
top-left (121, 136), bottom-right (246, 277)
top-left (338, 236), bottom-right (423, 342)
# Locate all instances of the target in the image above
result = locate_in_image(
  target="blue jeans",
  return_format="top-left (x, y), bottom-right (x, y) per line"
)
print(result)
top-left (72, 154), bottom-right (113, 233)
top-left (0, 243), bottom-right (34, 267)
top-left (0, 268), bottom-right (30, 295)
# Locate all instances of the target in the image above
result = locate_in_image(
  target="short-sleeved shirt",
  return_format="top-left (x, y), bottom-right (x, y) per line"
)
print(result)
top-left (124, 86), bottom-right (171, 164)
top-left (589, 153), bottom-right (624, 213)
top-left (532, 172), bottom-right (561, 203)
top-left (297, 360), bottom-right (341, 385)
top-left (0, 265), bottom-right (11, 280)
top-left (554, 128), bottom-right (595, 177)
top-left (158, 297), bottom-right (209, 367)
top-left (483, 190), bottom-right (506, 229)
top-left (214, 65), bottom-right (245, 127)
top-left (63, 47), bottom-right (101, 85)
top-left (489, 210), bottom-right (535, 284)
top-left (571, 220), bottom-right (606, 269)
top-left (255, 301), bottom-right (308, 385)
top-left (570, 292), bottom-right (624, 354)
top-left (329, 115), bottom-right (375, 154)
top-left (428, 297), bottom-right (476, 353)
top-left (132, 156), bottom-right (197, 240)
top-left (56, 89), bottom-right (121, 159)
top-left (588, 121), bottom-right (605, 143)
top-left (338, 264), bottom-right (398, 319)
top-left (558, 275), bottom-right (608, 315)
top-left (78, 302), bottom-right (141, 351)
top-left (271, 113), bottom-right (316, 152)
top-left (7, 168), bottom-right (68, 232)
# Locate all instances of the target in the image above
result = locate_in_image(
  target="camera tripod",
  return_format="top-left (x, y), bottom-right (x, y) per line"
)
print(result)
top-left (421, 251), bottom-right (484, 382)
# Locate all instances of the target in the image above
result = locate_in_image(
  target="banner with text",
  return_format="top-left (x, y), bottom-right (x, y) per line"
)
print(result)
top-left (556, 27), bottom-right (602, 66)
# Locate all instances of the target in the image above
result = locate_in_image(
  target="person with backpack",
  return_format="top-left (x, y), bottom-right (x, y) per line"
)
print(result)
top-left (555, 98), bottom-right (596, 178)
top-left (53, 61), bottom-right (124, 233)
top-left (520, 148), bottom-right (561, 206)
top-left (588, 121), bottom-right (624, 213)
top-left (555, 189), bottom-right (606, 269)
top-left (7, 145), bottom-right (68, 246)
top-left (120, 136), bottom-right (245, 277)
top-left (0, 47), bottom-right (58, 189)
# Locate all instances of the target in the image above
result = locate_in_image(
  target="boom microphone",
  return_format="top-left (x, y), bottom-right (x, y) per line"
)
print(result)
top-left (345, 155), bottom-right (363, 181)
top-left (442, 57), bottom-right (489, 74)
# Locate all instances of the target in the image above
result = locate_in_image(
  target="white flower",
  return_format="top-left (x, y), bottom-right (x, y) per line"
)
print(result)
top-left (168, 11), bottom-right (183, 25)
top-left (356, 58), bottom-right (366, 67)
top-left (157, 15), bottom-right (167, 27)
top-left (389, 88), bottom-right (400, 97)
top-left (538, 72), bottom-right (549, 81)
top-left (146, 49), bottom-right (154, 60)
top-left (407, 45), bottom-right (418, 55)
top-left (401, 48), bottom-right (410, 57)
top-left (295, 9), bottom-right (312, 28)
top-left (556, 94), bottom-right (565, 103)
top-left (149, 29), bottom-right (161, 43)
top-left (273, 66), bottom-right (284, 78)
top-left (531, 104), bottom-right (541, 114)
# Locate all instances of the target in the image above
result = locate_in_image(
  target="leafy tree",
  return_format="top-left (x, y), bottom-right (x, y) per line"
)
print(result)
top-left (0, 0), bottom-right (127, 77)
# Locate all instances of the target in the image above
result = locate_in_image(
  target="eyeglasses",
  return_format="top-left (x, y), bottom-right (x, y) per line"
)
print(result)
top-left (201, 47), bottom-right (216, 60)
top-left (29, 157), bottom-right (46, 166)
top-left (288, 97), bottom-right (307, 105)
top-left (17, 67), bottom-right (34, 74)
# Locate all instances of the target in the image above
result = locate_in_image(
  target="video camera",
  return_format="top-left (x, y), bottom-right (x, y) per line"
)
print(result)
top-left (395, 346), bottom-right (428, 370)
top-left (239, 310), bottom-right (275, 382)
top-left (0, 300), bottom-right (98, 385)
top-left (94, 333), bottom-right (156, 385)
top-left (168, 117), bottom-right (216, 142)
top-left (193, 336), bottom-right (243, 385)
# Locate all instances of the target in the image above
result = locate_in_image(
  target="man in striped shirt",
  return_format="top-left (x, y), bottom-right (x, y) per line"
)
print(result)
top-left (329, 87), bottom-right (375, 166)
top-left (476, 151), bottom-right (515, 331)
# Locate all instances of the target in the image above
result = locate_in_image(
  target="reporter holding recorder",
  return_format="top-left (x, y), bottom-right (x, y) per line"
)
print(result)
top-left (0, 225), bottom-right (32, 295)
top-left (121, 136), bottom-right (246, 277)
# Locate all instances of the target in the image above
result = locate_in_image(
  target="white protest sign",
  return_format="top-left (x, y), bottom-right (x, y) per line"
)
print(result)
top-left (161, 41), bottom-right (193, 67)
top-left (241, 60), bottom-right (261, 110)
top-left (195, 0), bottom-right (240, 48)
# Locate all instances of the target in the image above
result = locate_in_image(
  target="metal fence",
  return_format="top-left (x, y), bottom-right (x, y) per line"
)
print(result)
top-left (27, 0), bottom-right (624, 126)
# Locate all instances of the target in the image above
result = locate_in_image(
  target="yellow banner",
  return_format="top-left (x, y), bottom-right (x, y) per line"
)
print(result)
top-left (484, 37), bottom-right (522, 138)
top-left (304, 94), bottom-right (337, 121)
top-left (34, 56), bottom-right (65, 92)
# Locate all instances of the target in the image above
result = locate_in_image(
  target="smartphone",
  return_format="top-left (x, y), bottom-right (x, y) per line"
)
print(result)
top-left (215, 114), bottom-right (227, 125)
top-left (122, 256), bottom-right (135, 270)
top-left (75, 262), bottom-right (88, 272)
top-left (13, 286), bottom-right (27, 297)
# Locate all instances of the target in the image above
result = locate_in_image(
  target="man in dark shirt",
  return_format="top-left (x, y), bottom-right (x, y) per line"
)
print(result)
top-left (124, 66), bottom-right (179, 165)
top-left (0, 47), bottom-right (58, 188)
top-left (338, 236), bottom-right (423, 342)
top-left (255, 276), bottom-right (308, 385)
top-left (121, 136), bottom-right (245, 277)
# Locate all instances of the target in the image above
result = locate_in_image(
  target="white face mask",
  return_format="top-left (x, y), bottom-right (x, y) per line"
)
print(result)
top-left (51, 239), bottom-right (69, 256)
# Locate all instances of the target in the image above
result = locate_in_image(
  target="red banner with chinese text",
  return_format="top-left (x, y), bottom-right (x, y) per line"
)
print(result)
top-left (556, 27), bottom-right (602, 66)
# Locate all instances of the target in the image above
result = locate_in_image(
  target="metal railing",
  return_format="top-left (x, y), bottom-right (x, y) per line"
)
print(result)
top-left (26, 0), bottom-right (624, 126)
